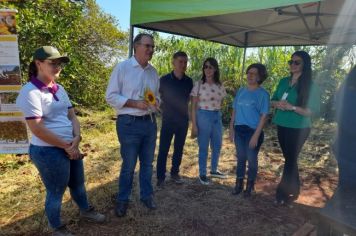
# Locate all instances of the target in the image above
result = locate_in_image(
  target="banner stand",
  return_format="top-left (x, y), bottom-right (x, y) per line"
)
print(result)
top-left (0, 9), bottom-right (29, 154)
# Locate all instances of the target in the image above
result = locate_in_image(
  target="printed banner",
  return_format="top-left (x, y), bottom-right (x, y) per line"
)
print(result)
top-left (0, 10), bottom-right (16, 35)
top-left (0, 9), bottom-right (29, 154)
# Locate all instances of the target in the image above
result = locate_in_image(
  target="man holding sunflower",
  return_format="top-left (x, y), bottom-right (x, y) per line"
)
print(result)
top-left (156, 51), bottom-right (193, 187)
top-left (106, 33), bottom-right (160, 217)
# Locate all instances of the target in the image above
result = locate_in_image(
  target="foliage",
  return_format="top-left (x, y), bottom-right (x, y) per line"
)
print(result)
top-left (1, 1), bottom-right (353, 116)
top-left (152, 36), bottom-right (242, 123)
top-left (1, 0), bottom-right (128, 108)
top-left (152, 34), bottom-right (353, 123)
top-left (312, 45), bottom-right (355, 121)
top-left (152, 36), bottom-right (295, 123)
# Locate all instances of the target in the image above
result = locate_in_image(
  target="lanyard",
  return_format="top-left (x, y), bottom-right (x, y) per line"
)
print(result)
top-left (281, 80), bottom-right (296, 100)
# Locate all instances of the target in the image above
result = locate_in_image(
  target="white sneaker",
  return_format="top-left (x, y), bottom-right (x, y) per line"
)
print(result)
top-left (80, 206), bottom-right (106, 223)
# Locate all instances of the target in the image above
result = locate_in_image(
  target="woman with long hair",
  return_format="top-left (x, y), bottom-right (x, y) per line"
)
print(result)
top-left (191, 58), bottom-right (227, 185)
top-left (271, 50), bottom-right (320, 206)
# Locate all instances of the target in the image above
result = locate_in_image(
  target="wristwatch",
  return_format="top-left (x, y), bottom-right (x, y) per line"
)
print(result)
top-left (292, 106), bottom-right (297, 111)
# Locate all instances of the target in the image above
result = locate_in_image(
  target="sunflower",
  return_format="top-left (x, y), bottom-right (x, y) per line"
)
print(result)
top-left (144, 88), bottom-right (156, 105)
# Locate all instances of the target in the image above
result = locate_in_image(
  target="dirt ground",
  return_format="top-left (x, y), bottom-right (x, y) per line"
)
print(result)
top-left (0, 120), bottom-right (338, 236)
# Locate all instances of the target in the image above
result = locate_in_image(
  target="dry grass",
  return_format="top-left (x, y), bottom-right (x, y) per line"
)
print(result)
top-left (0, 110), bottom-right (338, 236)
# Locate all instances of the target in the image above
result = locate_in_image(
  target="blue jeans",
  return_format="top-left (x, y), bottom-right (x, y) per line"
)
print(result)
top-left (234, 125), bottom-right (264, 181)
top-left (29, 145), bottom-right (89, 229)
top-left (197, 109), bottom-right (223, 176)
top-left (116, 115), bottom-right (157, 202)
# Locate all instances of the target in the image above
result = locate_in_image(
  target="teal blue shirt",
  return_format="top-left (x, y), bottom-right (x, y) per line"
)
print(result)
top-left (233, 87), bottom-right (270, 129)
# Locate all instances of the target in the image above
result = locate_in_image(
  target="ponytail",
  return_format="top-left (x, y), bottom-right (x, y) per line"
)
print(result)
top-left (28, 61), bottom-right (38, 81)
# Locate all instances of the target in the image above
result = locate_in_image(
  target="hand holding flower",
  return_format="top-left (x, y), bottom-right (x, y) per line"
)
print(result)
top-left (143, 88), bottom-right (158, 121)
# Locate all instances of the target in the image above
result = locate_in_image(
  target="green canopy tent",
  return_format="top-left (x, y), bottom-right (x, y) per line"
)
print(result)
top-left (129, 0), bottom-right (356, 63)
top-left (130, 0), bottom-right (356, 46)
top-left (128, 2), bottom-right (356, 234)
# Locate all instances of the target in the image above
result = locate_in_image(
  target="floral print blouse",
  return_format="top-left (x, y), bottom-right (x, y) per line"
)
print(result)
top-left (191, 80), bottom-right (227, 110)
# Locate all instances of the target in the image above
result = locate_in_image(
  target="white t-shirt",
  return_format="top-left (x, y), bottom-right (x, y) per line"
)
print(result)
top-left (16, 81), bottom-right (74, 146)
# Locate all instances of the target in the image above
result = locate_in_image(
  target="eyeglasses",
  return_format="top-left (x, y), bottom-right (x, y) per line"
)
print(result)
top-left (139, 43), bottom-right (155, 49)
top-left (246, 71), bottom-right (258, 76)
top-left (45, 60), bottom-right (66, 69)
top-left (203, 65), bottom-right (214, 70)
top-left (288, 60), bottom-right (302, 66)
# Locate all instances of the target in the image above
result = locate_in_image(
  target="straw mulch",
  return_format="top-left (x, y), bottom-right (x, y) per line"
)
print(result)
top-left (0, 113), bottom-right (338, 236)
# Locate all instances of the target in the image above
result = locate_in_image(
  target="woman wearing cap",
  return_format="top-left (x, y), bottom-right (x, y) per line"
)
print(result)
top-left (16, 46), bottom-right (105, 236)
top-left (271, 51), bottom-right (320, 206)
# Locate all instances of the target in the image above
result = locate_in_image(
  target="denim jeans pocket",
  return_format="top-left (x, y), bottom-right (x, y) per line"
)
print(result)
top-left (118, 115), bottom-right (133, 126)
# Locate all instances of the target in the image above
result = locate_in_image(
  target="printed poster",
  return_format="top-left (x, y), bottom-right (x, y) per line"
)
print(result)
top-left (0, 9), bottom-right (29, 154)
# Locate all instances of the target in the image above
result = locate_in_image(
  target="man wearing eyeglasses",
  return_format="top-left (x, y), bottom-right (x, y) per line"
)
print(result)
top-left (106, 33), bottom-right (160, 217)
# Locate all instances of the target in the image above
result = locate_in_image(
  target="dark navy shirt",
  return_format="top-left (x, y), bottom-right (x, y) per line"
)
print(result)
top-left (159, 71), bottom-right (193, 122)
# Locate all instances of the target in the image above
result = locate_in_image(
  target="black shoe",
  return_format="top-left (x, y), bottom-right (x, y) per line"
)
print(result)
top-left (157, 179), bottom-right (165, 188)
top-left (141, 197), bottom-right (157, 210)
top-left (171, 174), bottom-right (184, 184)
top-left (232, 178), bottom-right (244, 195)
top-left (244, 180), bottom-right (255, 198)
top-left (199, 175), bottom-right (210, 185)
top-left (210, 170), bottom-right (227, 179)
top-left (115, 201), bottom-right (128, 217)
top-left (274, 199), bottom-right (286, 206)
top-left (274, 199), bottom-right (293, 208)
top-left (287, 194), bottom-right (298, 203)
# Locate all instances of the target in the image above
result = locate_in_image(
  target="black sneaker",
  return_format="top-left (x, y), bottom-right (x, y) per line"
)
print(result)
top-left (140, 197), bottom-right (157, 210)
top-left (199, 175), bottom-right (210, 185)
top-left (115, 201), bottom-right (128, 217)
top-left (274, 199), bottom-right (293, 208)
top-left (274, 199), bottom-right (284, 206)
top-left (210, 170), bottom-right (227, 179)
top-left (156, 179), bottom-right (165, 188)
top-left (171, 174), bottom-right (184, 184)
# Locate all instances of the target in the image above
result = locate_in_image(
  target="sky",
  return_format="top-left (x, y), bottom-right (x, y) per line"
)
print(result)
top-left (95, 0), bottom-right (172, 38)
top-left (96, 0), bottom-right (131, 31)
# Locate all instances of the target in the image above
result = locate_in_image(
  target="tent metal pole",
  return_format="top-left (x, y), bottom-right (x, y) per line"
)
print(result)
top-left (241, 32), bottom-right (248, 81)
top-left (128, 25), bottom-right (134, 58)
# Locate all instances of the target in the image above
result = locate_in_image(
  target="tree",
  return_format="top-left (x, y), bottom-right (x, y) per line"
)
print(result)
top-left (151, 34), bottom-right (353, 123)
top-left (2, 0), bottom-right (128, 108)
